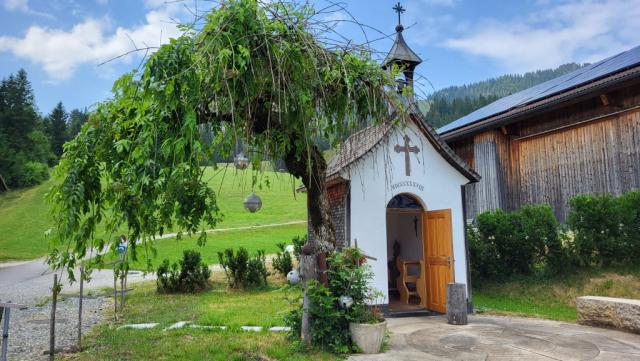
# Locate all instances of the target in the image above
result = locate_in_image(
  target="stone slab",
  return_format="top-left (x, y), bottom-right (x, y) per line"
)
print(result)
top-left (117, 323), bottom-right (158, 330)
top-left (577, 296), bottom-right (640, 334)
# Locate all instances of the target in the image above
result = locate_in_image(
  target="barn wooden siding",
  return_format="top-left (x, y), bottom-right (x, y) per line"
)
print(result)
top-left (449, 81), bottom-right (640, 221)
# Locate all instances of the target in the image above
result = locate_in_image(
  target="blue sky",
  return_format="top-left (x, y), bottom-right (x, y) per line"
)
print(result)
top-left (1, 0), bottom-right (639, 114)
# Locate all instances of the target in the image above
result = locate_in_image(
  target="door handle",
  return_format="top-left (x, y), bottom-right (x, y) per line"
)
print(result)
top-left (446, 257), bottom-right (451, 266)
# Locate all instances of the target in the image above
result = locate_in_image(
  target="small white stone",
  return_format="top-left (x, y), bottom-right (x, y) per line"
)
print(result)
top-left (268, 326), bottom-right (291, 332)
top-left (163, 321), bottom-right (190, 331)
top-left (190, 325), bottom-right (227, 330)
top-left (285, 245), bottom-right (295, 253)
top-left (118, 323), bottom-right (158, 330)
top-left (241, 326), bottom-right (263, 332)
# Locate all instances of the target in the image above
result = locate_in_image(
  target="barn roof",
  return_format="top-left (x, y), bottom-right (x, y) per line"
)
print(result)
top-left (438, 44), bottom-right (640, 140)
top-left (325, 106), bottom-right (480, 183)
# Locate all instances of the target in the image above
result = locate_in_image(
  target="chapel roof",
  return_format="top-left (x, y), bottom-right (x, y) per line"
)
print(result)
top-left (325, 106), bottom-right (480, 183)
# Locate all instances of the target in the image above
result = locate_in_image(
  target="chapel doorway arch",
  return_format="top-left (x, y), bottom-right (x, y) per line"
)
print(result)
top-left (386, 193), bottom-right (454, 314)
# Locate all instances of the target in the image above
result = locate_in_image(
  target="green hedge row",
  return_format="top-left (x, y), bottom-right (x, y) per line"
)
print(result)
top-left (468, 190), bottom-right (640, 282)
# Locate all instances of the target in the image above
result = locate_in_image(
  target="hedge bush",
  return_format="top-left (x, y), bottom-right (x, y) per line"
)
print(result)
top-left (18, 161), bottom-right (49, 187)
top-left (156, 250), bottom-right (211, 293)
top-left (218, 247), bottom-right (268, 289)
top-left (468, 204), bottom-right (561, 280)
top-left (568, 191), bottom-right (640, 266)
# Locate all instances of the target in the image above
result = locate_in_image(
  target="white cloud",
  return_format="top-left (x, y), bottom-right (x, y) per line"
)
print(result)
top-left (418, 0), bottom-right (458, 7)
top-left (442, 0), bottom-right (640, 72)
top-left (0, 8), bottom-right (184, 81)
top-left (4, 0), bottom-right (55, 18)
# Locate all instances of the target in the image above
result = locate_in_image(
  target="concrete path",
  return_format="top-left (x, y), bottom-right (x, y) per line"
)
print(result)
top-left (350, 315), bottom-right (640, 361)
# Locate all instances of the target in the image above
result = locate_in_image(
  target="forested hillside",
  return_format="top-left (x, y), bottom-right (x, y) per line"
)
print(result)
top-left (422, 63), bottom-right (586, 129)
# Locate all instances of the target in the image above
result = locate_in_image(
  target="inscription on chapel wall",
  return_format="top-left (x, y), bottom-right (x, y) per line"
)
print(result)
top-left (391, 181), bottom-right (424, 192)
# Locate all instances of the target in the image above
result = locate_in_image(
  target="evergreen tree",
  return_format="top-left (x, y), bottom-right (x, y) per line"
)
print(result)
top-left (68, 108), bottom-right (89, 139)
top-left (46, 102), bottom-right (69, 157)
top-left (0, 69), bottom-right (51, 188)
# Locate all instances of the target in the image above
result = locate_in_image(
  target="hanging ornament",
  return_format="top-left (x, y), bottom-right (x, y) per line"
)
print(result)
top-left (234, 151), bottom-right (249, 170)
top-left (243, 192), bottom-right (262, 213)
top-left (286, 269), bottom-right (300, 285)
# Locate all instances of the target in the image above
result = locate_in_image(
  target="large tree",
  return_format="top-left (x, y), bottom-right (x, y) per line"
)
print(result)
top-left (48, 0), bottom-right (405, 342)
top-left (46, 102), bottom-right (69, 157)
top-left (0, 69), bottom-right (51, 187)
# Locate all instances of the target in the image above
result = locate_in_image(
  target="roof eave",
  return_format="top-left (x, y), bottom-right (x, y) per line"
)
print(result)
top-left (440, 64), bottom-right (640, 142)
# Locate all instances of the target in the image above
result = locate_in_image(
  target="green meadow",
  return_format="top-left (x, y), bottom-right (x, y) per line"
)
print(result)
top-left (0, 165), bottom-right (307, 261)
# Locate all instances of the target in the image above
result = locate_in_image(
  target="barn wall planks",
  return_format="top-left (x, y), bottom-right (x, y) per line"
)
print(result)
top-left (447, 82), bottom-right (640, 222)
top-left (516, 110), bottom-right (640, 220)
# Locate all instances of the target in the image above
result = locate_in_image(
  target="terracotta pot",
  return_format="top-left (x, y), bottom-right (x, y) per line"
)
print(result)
top-left (349, 321), bottom-right (387, 354)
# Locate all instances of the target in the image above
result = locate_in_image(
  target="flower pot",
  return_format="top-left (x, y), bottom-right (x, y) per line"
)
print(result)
top-left (349, 321), bottom-right (387, 354)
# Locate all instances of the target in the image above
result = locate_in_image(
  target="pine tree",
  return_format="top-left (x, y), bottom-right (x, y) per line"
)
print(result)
top-left (68, 108), bottom-right (89, 139)
top-left (46, 102), bottom-right (69, 157)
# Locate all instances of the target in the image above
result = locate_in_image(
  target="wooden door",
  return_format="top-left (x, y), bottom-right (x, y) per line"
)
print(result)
top-left (422, 209), bottom-right (454, 313)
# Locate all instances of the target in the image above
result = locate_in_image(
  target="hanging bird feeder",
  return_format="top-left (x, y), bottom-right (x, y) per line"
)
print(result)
top-left (234, 152), bottom-right (249, 170)
top-left (243, 192), bottom-right (262, 213)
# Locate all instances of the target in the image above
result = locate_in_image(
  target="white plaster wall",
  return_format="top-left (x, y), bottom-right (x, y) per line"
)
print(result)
top-left (343, 121), bottom-right (470, 304)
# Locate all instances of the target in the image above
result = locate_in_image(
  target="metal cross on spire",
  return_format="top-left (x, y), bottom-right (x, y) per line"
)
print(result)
top-left (393, 2), bottom-right (405, 26)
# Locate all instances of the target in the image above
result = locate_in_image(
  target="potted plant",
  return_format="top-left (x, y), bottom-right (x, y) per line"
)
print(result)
top-left (348, 295), bottom-right (387, 354)
top-left (328, 248), bottom-right (387, 354)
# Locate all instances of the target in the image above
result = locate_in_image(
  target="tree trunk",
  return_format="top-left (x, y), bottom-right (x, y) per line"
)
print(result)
top-left (284, 143), bottom-right (336, 345)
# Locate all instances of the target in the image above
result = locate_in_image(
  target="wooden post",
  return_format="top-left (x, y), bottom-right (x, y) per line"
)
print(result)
top-left (120, 253), bottom-right (125, 309)
top-left (1, 305), bottom-right (10, 361)
top-left (113, 267), bottom-right (118, 321)
top-left (50, 274), bottom-right (59, 361)
top-left (77, 264), bottom-right (84, 350)
top-left (446, 283), bottom-right (468, 325)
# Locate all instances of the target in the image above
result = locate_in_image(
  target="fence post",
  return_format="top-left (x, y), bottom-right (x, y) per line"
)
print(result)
top-left (1, 304), bottom-right (10, 361)
top-left (77, 264), bottom-right (84, 350)
top-left (113, 266), bottom-right (118, 321)
top-left (49, 274), bottom-right (59, 361)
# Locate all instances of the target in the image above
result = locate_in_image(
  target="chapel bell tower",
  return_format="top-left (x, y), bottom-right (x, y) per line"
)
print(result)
top-left (382, 2), bottom-right (422, 101)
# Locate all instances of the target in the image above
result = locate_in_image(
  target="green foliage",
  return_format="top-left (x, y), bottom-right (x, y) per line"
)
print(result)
top-left (469, 204), bottom-right (562, 280)
top-left (618, 190), bottom-right (640, 260)
top-left (291, 234), bottom-right (307, 262)
top-left (288, 248), bottom-right (382, 353)
top-left (567, 193), bottom-right (640, 266)
top-left (272, 242), bottom-right (293, 278)
top-left (20, 161), bottom-right (49, 187)
top-left (47, 0), bottom-right (397, 280)
top-left (45, 102), bottom-right (69, 157)
top-left (0, 69), bottom-right (53, 188)
top-left (218, 247), bottom-right (268, 289)
top-left (156, 249), bottom-right (211, 293)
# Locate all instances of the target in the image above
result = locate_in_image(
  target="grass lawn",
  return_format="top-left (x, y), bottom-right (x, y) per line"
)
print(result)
top-left (107, 223), bottom-right (306, 271)
top-left (0, 165), bottom-right (307, 261)
top-left (64, 277), bottom-right (337, 361)
top-left (472, 266), bottom-right (640, 321)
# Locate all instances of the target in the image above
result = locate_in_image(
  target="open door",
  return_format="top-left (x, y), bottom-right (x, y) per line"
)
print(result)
top-left (422, 209), bottom-right (454, 313)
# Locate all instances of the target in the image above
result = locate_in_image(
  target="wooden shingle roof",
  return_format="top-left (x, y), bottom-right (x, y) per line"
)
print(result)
top-left (326, 106), bottom-right (480, 183)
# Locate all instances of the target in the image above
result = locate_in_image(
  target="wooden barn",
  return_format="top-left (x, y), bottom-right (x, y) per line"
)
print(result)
top-left (438, 46), bottom-right (640, 221)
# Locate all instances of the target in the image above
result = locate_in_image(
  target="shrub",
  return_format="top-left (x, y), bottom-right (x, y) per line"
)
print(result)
top-left (272, 243), bottom-right (293, 278)
top-left (568, 194), bottom-right (623, 266)
top-left (291, 234), bottom-right (306, 262)
top-left (469, 204), bottom-right (562, 280)
top-left (156, 250), bottom-right (211, 293)
top-left (19, 161), bottom-right (49, 187)
top-left (218, 247), bottom-right (268, 289)
top-left (618, 190), bottom-right (640, 261)
top-left (287, 247), bottom-right (381, 354)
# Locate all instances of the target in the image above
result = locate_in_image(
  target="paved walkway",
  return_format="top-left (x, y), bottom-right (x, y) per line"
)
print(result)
top-left (350, 315), bottom-right (640, 360)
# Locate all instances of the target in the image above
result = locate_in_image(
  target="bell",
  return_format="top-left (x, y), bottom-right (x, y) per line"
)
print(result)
top-left (243, 192), bottom-right (262, 213)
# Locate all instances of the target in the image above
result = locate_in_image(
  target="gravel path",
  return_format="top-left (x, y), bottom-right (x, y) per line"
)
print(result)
top-left (1, 266), bottom-right (155, 361)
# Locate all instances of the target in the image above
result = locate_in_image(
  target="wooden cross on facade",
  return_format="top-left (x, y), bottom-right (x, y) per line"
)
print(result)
top-left (394, 134), bottom-right (420, 176)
